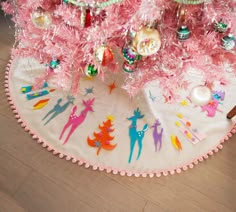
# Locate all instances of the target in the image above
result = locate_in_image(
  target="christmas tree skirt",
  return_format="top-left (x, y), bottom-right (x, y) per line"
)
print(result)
top-left (5, 57), bottom-right (236, 177)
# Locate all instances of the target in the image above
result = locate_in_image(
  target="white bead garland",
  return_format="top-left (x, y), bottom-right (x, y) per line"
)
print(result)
top-left (66, 0), bottom-right (123, 8)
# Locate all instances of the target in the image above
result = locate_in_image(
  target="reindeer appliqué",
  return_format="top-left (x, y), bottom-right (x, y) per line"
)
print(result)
top-left (151, 119), bottom-right (163, 152)
top-left (127, 108), bottom-right (148, 163)
top-left (42, 96), bottom-right (74, 125)
top-left (59, 98), bottom-right (95, 145)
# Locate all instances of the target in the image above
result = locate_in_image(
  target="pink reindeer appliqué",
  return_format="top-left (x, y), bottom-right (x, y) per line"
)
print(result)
top-left (59, 98), bottom-right (95, 145)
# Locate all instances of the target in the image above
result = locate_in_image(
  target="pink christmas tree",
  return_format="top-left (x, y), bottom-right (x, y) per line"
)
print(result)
top-left (2, 0), bottom-right (236, 99)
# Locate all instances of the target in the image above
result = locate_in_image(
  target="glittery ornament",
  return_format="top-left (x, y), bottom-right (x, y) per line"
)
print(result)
top-left (95, 45), bottom-right (114, 66)
top-left (132, 27), bottom-right (161, 56)
top-left (123, 61), bottom-right (137, 73)
top-left (190, 85), bottom-right (212, 106)
top-left (49, 58), bottom-right (60, 69)
top-left (221, 34), bottom-right (236, 50)
top-left (86, 64), bottom-right (98, 77)
top-left (122, 46), bottom-right (141, 64)
top-left (214, 20), bottom-right (228, 33)
top-left (177, 26), bottom-right (190, 41)
top-left (31, 7), bottom-right (52, 29)
top-left (84, 9), bottom-right (92, 28)
top-left (80, 8), bottom-right (93, 28)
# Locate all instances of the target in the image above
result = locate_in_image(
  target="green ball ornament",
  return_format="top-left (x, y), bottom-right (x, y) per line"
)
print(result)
top-left (86, 64), bottom-right (98, 77)
top-left (214, 20), bottom-right (228, 33)
top-left (177, 26), bottom-right (190, 41)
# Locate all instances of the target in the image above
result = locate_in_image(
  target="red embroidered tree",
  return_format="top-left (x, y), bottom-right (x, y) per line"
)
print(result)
top-left (87, 116), bottom-right (117, 155)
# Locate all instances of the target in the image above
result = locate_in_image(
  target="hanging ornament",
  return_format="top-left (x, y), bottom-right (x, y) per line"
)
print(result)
top-left (95, 45), bottom-right (114, 66)
top-left (122, 46), bottom-right (141, 73)
top-left (174, 0), bottom-right (205, 4)
top-left (177, 26), bottom-right (190, 41)
top-left (123, 61), bottom-right (137, 73)
top-left (221, 34), bottom-right (236, 50)
top-left (122, 47), bottom-right (141, 64)
top-left (85, 64), bottom-right (98, 77)
top-left (31, 7), bottom-right (52, 29)
top-left (85, 8), bottom-right (93, 28)
top-left (49, 58), bottom-right (60, 69)
top-left (190, 85), bottom-right (212, 106)
top-left (132, 27), bottom-right (161, 56)
top-left (80, 7), bottom-right (93, 28)
top-left (214, 20), bottom-right (228, 33)
top-left (177, 4), bottom-right (187, 25)
top-left (129, 27), bottom-right (136, 38)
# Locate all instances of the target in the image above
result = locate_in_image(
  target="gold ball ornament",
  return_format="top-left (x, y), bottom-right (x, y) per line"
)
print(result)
top-left (132, 27), bottom-right (161, 56)
top-left (31, 8), bottom-right (52, 29)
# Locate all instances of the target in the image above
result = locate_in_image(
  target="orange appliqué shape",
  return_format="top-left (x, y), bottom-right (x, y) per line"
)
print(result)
top-left (87, 117), bottom-right (117, 155)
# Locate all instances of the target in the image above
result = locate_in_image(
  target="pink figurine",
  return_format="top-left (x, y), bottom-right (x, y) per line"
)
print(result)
top-left (201, 99), bottom-right (219, 117)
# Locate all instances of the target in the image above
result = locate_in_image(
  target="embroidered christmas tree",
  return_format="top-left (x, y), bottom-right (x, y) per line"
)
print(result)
top-left (87, 116), bottom-right (117, 155)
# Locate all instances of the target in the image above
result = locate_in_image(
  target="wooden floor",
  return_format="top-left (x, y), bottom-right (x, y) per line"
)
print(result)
top-left (0, 12), bottom-right (236, 212)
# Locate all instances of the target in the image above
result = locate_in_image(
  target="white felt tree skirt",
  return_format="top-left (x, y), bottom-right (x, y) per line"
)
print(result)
top-left (5, 57), bottom-right (236, 177)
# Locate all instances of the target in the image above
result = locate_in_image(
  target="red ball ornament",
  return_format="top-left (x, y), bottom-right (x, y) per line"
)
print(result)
top-left (95, 45), bottom-right (114, 66)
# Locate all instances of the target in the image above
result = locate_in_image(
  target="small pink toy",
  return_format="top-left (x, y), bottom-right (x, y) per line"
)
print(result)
top-left (201, 99), bottom-right (219, 117)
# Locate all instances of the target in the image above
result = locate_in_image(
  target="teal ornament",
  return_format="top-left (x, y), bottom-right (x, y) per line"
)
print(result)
top-left (214, 20), bottom-right (228, 33)
top-left (122, 47), bottom-right (141, 65)
top-left (177, 26), bottom-right (190, 41)
top-left (86, 64), bottom-right (98, 77)
top-left (222, 34), bottom-right (236, 50)
top-left (129, 28), bottom-right (136, 38)
top-left (50, 58), bottom-right (60, 69)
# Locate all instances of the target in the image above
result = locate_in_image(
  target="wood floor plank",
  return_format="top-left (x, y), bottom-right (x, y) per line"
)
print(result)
top-left (2, 141), bottom-right (147, 211)
top-left (0, 191), bottom-right (26, 212)
top-left (142, 201), bottom-right (167, 212)
top-left (143, 201), bottom-right (169, 212)
top-left (13, 171), bottom-right (96, 212)
top-left (108, 162), bottom-right (235, 212)
top-left (0, 149), bottom-right (32, 196)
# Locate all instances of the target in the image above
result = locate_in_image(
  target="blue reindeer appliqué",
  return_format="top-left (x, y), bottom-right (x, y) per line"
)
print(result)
top-left (42, 96), bottom-right (74, 125)
top-left (128, 108), bottom-right (148, 163)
